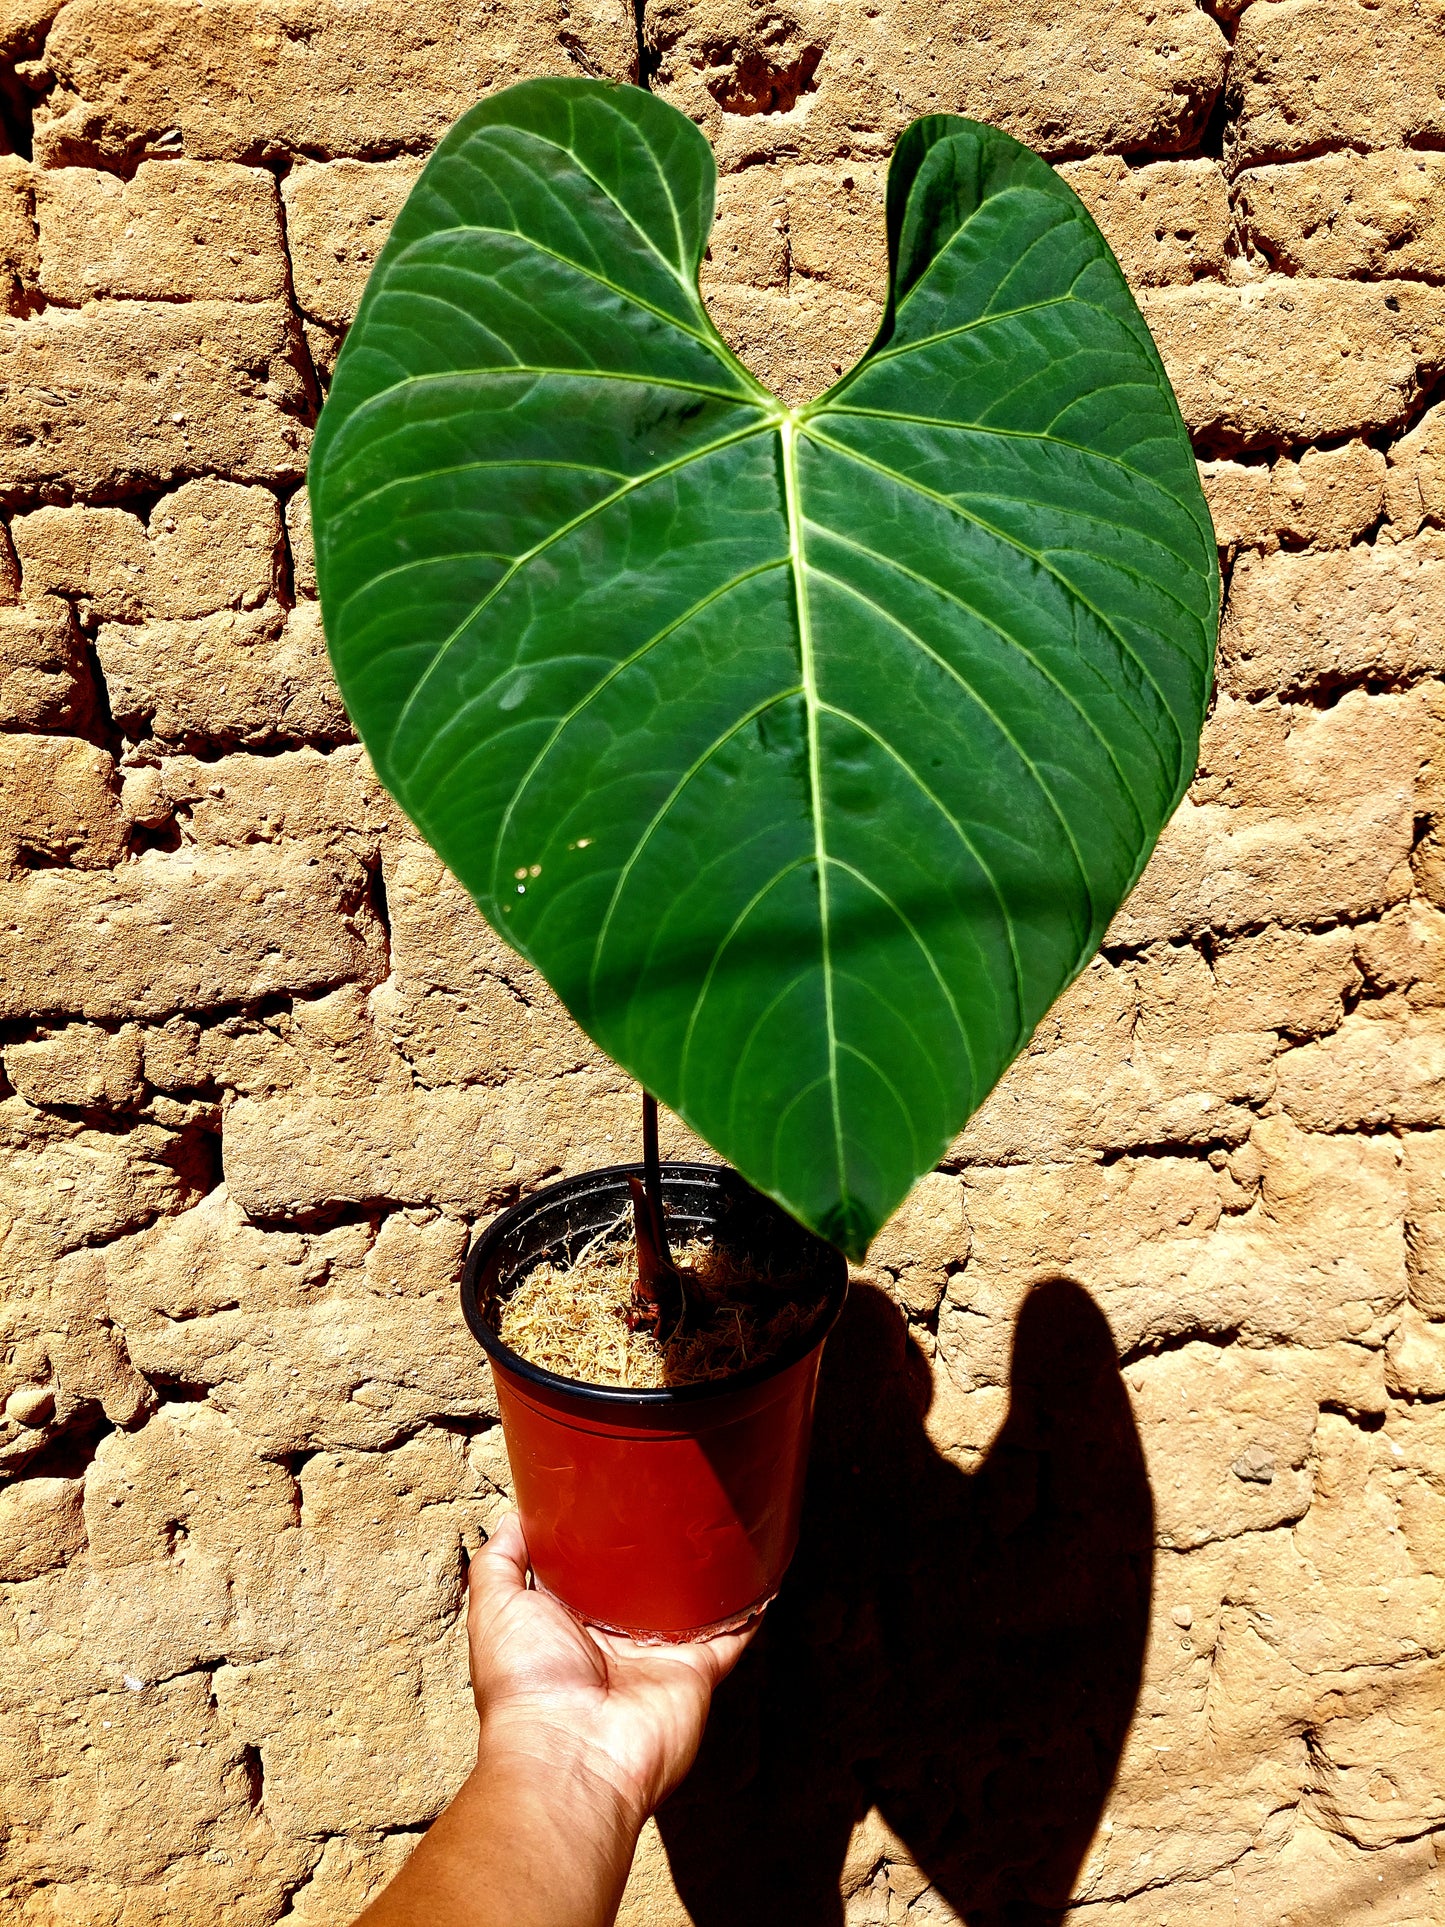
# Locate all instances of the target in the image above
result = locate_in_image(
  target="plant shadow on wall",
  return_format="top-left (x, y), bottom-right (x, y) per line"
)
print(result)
top-left (658, 1278), bottom-right (1155, 1926)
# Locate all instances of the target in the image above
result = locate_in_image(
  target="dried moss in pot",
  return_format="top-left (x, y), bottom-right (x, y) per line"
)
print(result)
top-left (496, 1214), bottom-right (826, 1390)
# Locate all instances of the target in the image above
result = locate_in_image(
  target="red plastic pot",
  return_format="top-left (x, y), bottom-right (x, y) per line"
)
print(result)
top-left (462, 1163), bottom-right (847, 1642)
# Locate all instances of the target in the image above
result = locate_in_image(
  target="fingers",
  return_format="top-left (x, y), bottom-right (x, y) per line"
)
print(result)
top-left (682, 1616), bottom-right (759, 1691)
top-left (598, 1611), bottom-right (759, 1692)
top-left (471, 1516), bottom-right (760, 1697)
top-left (706, 1617), bottom-right (760, 1679)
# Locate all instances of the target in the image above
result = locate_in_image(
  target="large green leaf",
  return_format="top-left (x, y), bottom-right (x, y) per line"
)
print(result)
top-left (309, 78), bottom-right (1218, 1258)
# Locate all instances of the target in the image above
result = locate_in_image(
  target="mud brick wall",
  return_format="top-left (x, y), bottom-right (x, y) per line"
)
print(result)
top-left (2, 0), bottom-right (1444, 1920)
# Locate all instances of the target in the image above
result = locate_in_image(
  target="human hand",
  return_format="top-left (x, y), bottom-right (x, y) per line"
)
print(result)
top-left (356, 1510), bottom-right (756, 1927)
top-left (467, 1510), bottom-right (756, 1832)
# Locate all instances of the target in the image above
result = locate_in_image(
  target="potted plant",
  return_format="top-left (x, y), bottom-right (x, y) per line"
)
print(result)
top-left (308, 78), bottom-right (1217, 1640)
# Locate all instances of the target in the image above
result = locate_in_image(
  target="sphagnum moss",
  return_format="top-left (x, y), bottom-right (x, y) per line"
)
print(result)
top-left (496, 1216), bottom-right (821, 1390)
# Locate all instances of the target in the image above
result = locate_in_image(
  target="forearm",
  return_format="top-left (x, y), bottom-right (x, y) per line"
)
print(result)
top-left (357, 1742), bottom-right (643, 1927)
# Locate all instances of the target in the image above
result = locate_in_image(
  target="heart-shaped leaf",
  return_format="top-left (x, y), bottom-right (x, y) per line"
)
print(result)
top-left (310, 79), bottom-right (1218, 1257)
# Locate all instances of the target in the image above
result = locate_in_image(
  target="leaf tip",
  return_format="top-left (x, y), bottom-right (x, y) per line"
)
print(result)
top-left (818, 1197), bottom-right (879, 1265)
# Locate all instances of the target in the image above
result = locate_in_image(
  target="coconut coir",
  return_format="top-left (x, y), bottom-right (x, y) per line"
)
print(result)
top-left (497, 1215), bottom-right (822, 1390)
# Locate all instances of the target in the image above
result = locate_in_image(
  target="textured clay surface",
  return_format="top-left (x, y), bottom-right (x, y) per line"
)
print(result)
top-left (1, 1), bottom-right (1444, 1921)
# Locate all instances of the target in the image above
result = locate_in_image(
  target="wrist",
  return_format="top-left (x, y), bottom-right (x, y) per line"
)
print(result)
top-left (359, 1730), bottom-right (645, 1927)
top-left (473, 1711), bottom-right (651, 1849)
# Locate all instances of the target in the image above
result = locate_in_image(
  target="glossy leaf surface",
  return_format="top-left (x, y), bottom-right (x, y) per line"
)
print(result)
top-left (310, 79), bottom-right (1218, 1256)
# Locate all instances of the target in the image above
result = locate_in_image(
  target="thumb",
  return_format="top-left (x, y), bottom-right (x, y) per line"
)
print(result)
top-left (467, 1510), bottom-right (530, 1628)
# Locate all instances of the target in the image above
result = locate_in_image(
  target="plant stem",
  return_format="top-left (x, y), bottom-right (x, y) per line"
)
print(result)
top-left (642, 1091), bottom-right (667, 1260)
top-left (629, 1091), bottom-right (685, 1336)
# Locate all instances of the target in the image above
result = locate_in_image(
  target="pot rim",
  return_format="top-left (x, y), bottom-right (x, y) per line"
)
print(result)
top-left (461, 1161), bottom-right (848, 1409)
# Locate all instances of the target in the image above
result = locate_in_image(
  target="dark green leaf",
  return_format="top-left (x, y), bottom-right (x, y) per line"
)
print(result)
top-left (310, 79), bottom-right (1218, 1258)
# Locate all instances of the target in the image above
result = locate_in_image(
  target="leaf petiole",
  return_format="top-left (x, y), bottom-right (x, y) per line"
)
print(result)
top-left (628, 1092), bottom-right (693, 1339)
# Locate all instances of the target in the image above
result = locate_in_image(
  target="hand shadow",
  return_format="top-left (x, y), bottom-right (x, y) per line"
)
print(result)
top-left (657, 1276), bottom-right (1154, 1925)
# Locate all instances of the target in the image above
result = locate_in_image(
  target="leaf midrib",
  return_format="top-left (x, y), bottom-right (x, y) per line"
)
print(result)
top-left (781, 413), bottom-right (852, 1230)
